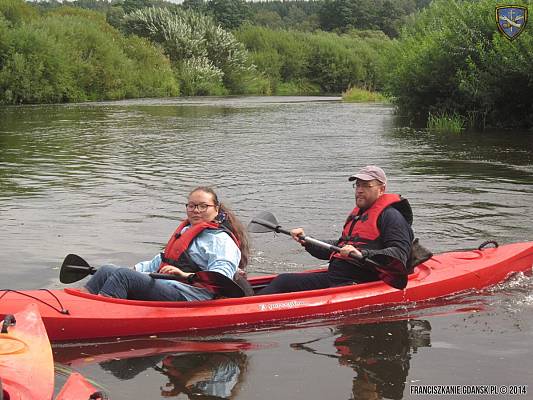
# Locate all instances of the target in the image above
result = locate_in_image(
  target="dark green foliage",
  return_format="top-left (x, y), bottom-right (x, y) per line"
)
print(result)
top-left (246, 0), bottom-right (423, 36)
top-left (235, 26), bottom-right (391, 94)
top-left (248, 0), bottom-right (322, 31)
top-left (207, 0), bottom-right (251, 30)
top-left (122, 0), bottom-right (153, 13)
top-left (318, 0), bottom-right (418, 37)
top-left (0, 0), bottom-right (179, 104)
top-left (6, 0), bottom-right (529, 129)
top-left (0, 0), bottom-right (38, 24)
top-left (386, 0), bottom-right (533, 128)
top-left (306, 32), bottom-right (364, 93)
top-left (182, 0), bottom-right (208, 14)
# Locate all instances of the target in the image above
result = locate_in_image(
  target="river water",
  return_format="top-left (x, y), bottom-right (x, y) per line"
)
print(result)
top-left (1, 97), bottom-right (532, 399)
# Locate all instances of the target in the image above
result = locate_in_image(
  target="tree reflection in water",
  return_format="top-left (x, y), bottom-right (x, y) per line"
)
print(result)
top-left (291, 320), bottom-right (431, 400)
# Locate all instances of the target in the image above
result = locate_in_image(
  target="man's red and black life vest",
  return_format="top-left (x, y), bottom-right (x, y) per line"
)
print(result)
top-left (160, 220), bottom-right (240, 272)
top-left (333, 193), bottom-right (412, 258)
top-left (331, 193), bottom-right (413, 289)
top-left (330, 193), bottom-right (413, 290)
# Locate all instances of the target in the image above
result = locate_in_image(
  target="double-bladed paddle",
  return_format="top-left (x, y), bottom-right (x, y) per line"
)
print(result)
top-left (248, 211), bottom-right (407, 290)
top-left (59, 254), bottom-right (245, 298)
top-left (248, 211), bottom-right (371, 263)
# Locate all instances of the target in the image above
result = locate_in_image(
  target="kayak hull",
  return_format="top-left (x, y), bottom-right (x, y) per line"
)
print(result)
top-left (1, 241), bottom-right (532, 342)
top-left (0, 303), bottom-right (54, 400)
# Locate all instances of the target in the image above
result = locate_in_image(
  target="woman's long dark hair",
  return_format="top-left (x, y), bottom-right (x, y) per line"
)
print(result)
top-left (189, 186), bottom-right (250, 269)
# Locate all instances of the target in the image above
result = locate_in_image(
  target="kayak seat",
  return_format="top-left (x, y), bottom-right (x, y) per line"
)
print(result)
top-left (407, 238), bottom-right (433, 272)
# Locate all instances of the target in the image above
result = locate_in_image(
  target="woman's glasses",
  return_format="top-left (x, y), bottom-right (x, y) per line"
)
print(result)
top-left (185, 203), bottom-right (217, 212)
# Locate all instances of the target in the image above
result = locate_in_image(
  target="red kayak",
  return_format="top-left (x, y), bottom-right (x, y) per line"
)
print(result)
top-left (0, 304), bottom-right (54, 400)
top-left (1, 241), bottom-right (532, 342)
top-left (55, 372), bottom-right (106, 400)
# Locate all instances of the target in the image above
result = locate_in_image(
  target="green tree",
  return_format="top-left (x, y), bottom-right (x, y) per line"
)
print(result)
top-left (385, 0), bottom-right (533, 128)
top-left (319, 0), bottom-right (420, 36)
top-left (252, 9), bottom-right (283, 29)
top-left (182, 0), bottom-right (208, 14)
top-left (122, 0), bottom-right (152, 14)
top-left (206, 0), bottom-right (251, 30)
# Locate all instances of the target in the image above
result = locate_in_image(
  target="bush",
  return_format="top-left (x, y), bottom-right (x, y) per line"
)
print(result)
top-left (124, 7), bottom-right (256, 95)
top-left (0, 0), bottom-right (38, 25)
top-left (178, 57), bottom-right (226, 96)
top-left (342, 86), bottom-right (389, 102)
top-left (385, 0), bottom-right (533, 128)
top-left (235, 26), bottom-right (391, 95)
top-left (0, 6), bottom-right (179, 104)
top-left (276, 80), bottom-right (321, 95)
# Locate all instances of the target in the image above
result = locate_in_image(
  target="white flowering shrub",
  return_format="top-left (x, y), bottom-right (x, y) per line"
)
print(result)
top-left (179, 56), bottom-right (226, 95)
top-left (125, 7), bottom-right (255, 94)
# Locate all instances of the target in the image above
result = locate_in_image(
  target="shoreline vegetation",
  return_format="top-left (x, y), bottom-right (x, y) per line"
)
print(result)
top-left (0, 0), bottom-right (531, 130)
top-left (427, 113), bottom-right (465, 135)
top-left (342, 87), bottom-right (390, 103)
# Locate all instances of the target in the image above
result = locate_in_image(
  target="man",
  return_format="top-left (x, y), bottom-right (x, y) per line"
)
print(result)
top-left (258, 166), bottom-right (414, 294)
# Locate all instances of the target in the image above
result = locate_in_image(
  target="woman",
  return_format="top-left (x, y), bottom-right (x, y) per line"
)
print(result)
top-left (84, 186), bottom-right (251, 301)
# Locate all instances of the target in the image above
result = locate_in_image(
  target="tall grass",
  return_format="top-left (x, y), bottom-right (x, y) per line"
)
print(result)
top-left (342, 86), bottom-right (389, 103)
top-left (427, 113), bottom-right (465, 134)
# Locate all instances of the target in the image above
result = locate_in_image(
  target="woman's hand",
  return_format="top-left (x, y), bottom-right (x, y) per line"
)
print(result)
top-left (159, 265), bottom-right (187, 278)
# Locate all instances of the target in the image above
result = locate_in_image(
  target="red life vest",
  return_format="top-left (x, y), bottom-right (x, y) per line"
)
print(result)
top-left (159, 219), bottom-right (240, 272)
top-left (333, 193), bottom-right (411, 260)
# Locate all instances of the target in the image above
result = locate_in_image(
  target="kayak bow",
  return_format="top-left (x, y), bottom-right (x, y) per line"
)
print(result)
top-left (0, 303), bottom-right (54, 400)
top-left (55, 372), bottom-right (107, 400)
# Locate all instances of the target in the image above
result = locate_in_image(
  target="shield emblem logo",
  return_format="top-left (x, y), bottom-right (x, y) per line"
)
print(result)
top-left (496, 6), bottom-right (528, 40)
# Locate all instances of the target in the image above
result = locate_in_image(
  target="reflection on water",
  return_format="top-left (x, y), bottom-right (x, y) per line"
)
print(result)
top-left (291, 320), bottom-right (431, 400)
top-left (54, 337), bottom-right (255, 399)
top-left (96, 350), bottom-right (246, 399)
top-left (157, 352), bottom-right (247, 399)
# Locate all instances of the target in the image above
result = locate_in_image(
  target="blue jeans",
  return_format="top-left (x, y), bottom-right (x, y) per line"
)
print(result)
top-left (85, 265), bottom-right (187, 301)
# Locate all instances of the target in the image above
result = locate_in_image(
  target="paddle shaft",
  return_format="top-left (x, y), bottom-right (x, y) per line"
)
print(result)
top-left (251, 218), bottom-right (364, 261)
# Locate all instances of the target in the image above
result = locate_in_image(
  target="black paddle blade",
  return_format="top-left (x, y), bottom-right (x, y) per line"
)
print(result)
top-left (149, 271), bottom-right (245, 298)
top-left (247, 211), bottom-right (279, 233)
top-left (59, 254), bottom-right (95, 284)
top-left (194, 271), bottom-right (245, 298)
